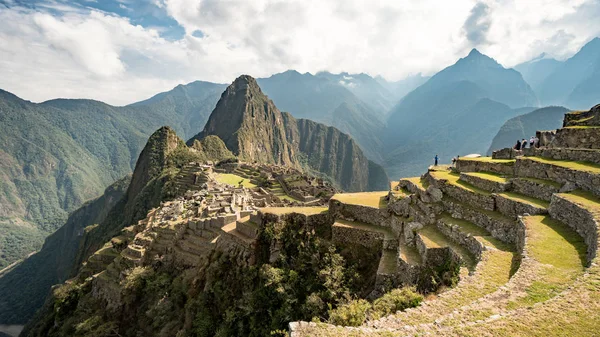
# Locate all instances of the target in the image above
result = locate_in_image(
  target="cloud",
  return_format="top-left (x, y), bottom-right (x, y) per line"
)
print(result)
top-left (0, 0), bottom-right (599, 105)
top-left (463, 2), bottom-right (492, 46)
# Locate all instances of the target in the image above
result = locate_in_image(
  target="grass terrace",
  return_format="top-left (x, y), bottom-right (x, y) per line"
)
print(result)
top-left (517, 177), bottom-right (562, 188)
top-left (405, 176), bottom-right (429, 191)
top-left (332, 191), bottom-right (389, 209)
top-left (525, 157), bottom-right (600, 174)
top-left (259, 207), bottom-right (328, 216)
top-left (506, 215), bottom-right (586, 310)
top-left (430, 170), bottom-right (491, 196)
top-left (458, 157), bottom-right (515, 164)
top-left (497, 192), bottom-right (550, 209)
top-left (214, 173), bottom-right (257, 188)
top-left (462, 171), bottom-right (510, 183)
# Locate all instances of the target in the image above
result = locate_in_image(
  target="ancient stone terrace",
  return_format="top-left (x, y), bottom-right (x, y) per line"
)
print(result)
top-left (289, 106), bottom-right (600, 336)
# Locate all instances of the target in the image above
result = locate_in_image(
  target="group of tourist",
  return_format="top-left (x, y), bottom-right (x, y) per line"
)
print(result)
top-left (514, 136), bottom-right (539, 150)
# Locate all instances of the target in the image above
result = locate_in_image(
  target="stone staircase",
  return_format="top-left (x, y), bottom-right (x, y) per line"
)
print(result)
top-left (290, 105), bottom-right (600, 336)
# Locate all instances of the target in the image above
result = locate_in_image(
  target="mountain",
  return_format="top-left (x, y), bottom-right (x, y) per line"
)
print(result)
top-left (0, 176), bottom-right (130, 325)
top-left (538, 37), bottom-right (600, 109)
top-left (0, 126), bottom-right (228, 325)
top-left (190, 75), bottom-right (389, 192)
top-left (375, 73), bottom-right (431, 102)
top-left (514, 53), bottom-right (562, 94)
top-left (0, 84), bottom-right (225, 269)
top-left (257, 70), bottom-right (387, 161)
top-left (383, 49), bottom-right (538, 177)
top-left (315, 71), bottom-right (395, 113)
top-left (487, 106), bottom-right (569, 154)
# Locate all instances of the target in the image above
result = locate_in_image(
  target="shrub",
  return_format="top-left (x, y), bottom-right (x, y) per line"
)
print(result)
top-left (327, 299), bottom-right (371, 327)
top-left (370, 287), bottom-right (423, 319)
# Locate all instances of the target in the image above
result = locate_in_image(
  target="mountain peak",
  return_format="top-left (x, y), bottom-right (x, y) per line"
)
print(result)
top-left (467, 48), bottom-right (483, 57)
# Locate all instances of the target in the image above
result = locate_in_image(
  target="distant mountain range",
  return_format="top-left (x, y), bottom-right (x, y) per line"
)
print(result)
top-left (382, 48), bottom-right (538, 177)
top-left (516, 37), bottom-right (600, 109)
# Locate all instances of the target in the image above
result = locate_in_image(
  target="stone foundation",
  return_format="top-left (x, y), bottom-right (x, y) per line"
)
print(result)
top-left (529, 147), bottom-right (600, 165)
top-left (436, 219), bottom-right (484, 260)
top-left (550, 127), bottom-right (600, 149)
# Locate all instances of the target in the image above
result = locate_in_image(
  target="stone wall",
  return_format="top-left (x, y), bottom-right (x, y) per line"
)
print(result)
top-left (329, 199), bottom-right (403, 235)
top-left (459, 173), bottom-right (510, 193)
top-left (563, 104), bottom-right (600, 127)
top-left (432, 178), bottom-right (495, 212)
top-left (515, 158), bottom-right (600, 198)
top-left (442, 198), bottom-right (518, 244)
top-left (456, 159), bottom-right (514, 175)
top-left (550, 127), bottom-right (600, 149)
top-left (537, 130), bottom-right (557, 147)
top-left (548, 194), bottom-right (598, 266)
top-left (331, 224), bottom-right (384, 250)
top-left (493, 194), bottom-right (548, 219)
top-left (511, 177), bottom-right (559, 202)
top-left (530, 147), bottom-right (600, 165)
top-left (436, 219), bottom-right (483, 260)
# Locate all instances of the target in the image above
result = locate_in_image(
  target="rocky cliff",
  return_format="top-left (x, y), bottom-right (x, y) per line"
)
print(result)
top-left (189, 75), bottom-right (389, 192)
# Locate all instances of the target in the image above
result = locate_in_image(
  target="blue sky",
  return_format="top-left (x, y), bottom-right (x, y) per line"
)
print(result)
top-left (0, 0), bottom-right (599, 105)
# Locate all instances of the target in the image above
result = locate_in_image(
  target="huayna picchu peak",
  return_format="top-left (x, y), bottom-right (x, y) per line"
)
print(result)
top-left (189, 75), bottom-right (389, 192)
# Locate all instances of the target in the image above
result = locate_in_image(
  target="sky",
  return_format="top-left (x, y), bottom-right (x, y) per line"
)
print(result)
top-left (0, 0), bottom-right (599, 106)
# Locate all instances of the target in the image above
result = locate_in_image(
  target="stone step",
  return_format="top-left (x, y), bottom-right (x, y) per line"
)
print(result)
top-left (494, 191), bottom-right (549, 219)
top-left (549, 190), bottom-right (600, 265)
top-left (416, 225), bottom-right (477, 270)
top-left (459, 171), bottom-right (511, 193)
top-left (514, 156), bottom-right (600, 198)
top-left (398, 240), bottom-right (422, 266)
top-left (456, 157), bottom-right (515, 175)
top-left (429, 171), bottom-right (495, 211)
top-left (510, 177), bottom-right (561, 202)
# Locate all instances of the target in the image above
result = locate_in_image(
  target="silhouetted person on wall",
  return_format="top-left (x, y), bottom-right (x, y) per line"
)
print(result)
top-left (434, 154), bottom-right (439, 166)
top-left (521, 139), bottom-right (528, 149)
top-left (514, 140), bottom-right (521, 150)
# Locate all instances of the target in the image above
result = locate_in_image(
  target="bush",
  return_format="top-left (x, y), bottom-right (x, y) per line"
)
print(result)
top-left (370, 287), bottom-right (423, 319)
top-left (327, 299), bottom-right (371, 327)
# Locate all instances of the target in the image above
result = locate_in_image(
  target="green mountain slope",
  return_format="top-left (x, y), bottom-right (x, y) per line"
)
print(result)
top-left (0, 83), bottom-right (224, 269)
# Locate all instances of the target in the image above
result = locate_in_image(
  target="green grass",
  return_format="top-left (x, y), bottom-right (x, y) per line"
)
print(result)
top-left (430, 170), bottom-right (491, 196)
top-left (462, 171), bottom-right (510, 183)
top-left (378, 250), bottom-right (398, 274)
top-left (259, 207), bottom-right (328, 216)
top-left (399, 240), bottom-right (422, 265)
top-left (214, 173), bottom-right (257, 188)
top-left (559, 189), bottom-right (600, 213)
top-left (525, 157), bottom-right (600, 174)
top-left (506, 215), bottom-right (586, 310)
top-left (439, 213), bottom-right (490, 237)
top-left (498, 192), bottom-right (550, 209)
top-left (332, 191), bottom-right (389, 209)
top-left (458, 157), bottom-right (515, 164)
